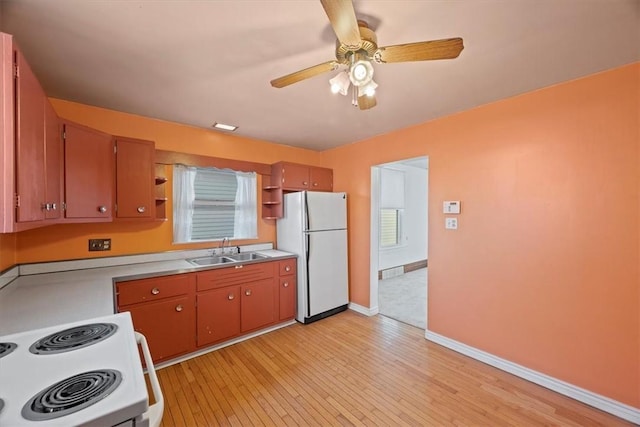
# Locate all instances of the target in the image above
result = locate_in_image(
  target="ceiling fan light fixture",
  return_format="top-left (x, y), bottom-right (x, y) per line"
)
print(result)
top-left (362, 80), bottom-right (378, 97)
top-left (329, 71), bottom-right (351, 96)
top-left (349, 52), bottom-right (374, 86)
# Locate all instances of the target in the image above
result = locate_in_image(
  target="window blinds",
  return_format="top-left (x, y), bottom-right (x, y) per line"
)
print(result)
top-left (191, 168), bottom-right (237, 241)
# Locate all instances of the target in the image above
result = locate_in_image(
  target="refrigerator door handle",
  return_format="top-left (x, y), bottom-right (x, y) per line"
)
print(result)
top-left (305, 232), bottom-right (312, 316)
top-left (304, 192), bottom-right (310, 231)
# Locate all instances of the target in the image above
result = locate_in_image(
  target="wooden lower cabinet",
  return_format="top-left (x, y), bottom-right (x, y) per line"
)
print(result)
top-left (117, 273), bottom-right (197, 364)
top-left (278, 259), bottom-right (297, 321)
top-left (279, 276), bottom-right (296, 320)
top-left (241, 278), bottom-right (277, 332)
top-left (125, 294), bottom-right (196, 363)
top-left (197, 285), bottom-right (241, 347)
top-left (117, 258), bottom-right (297, 364)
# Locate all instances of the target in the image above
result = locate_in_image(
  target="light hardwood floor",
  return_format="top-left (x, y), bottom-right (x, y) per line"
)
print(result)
top-left (154, 310), bottom-right (632, 426)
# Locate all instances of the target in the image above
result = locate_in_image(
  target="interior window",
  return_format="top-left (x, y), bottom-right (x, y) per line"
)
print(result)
top-left (379, 167), bottom-right (405, 248)
top-left (380, 208), bottom-right (403, 247)
top-left (173, 165), bottom-right (257, 243)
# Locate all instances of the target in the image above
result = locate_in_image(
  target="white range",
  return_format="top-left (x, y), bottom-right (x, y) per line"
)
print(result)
top-left (0, 312), bottom-right (163, 426)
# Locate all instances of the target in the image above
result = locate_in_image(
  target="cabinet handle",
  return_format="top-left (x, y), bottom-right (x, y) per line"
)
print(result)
top-left (51, 203), bottom-right (57, 211)
top-left (245, 289), bottom-right (252, 296)
top-left (283, 282), bottom-right (289, 288)
top-left (137, 206), bottom-right (146, 213)
top-left (175, 304), bottom-right (183, 312)
top-left (302, 181), bottom-right (308, 186)
top-left (285, 266), bottom-right (291, 272)
top-left (151, 288), bottom-right (160, 295)
top-left (235, 265), bottom-right (244, 269)
top-left (228, 293), bottom-right (235, 300)
top-left (313, 182), bottom-right (318, 187)
top-left (98, 206), bottom-right (107, 213)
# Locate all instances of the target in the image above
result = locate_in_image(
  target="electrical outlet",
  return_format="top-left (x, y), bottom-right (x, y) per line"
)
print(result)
top-left (88, 239), bottom-right (111, 251)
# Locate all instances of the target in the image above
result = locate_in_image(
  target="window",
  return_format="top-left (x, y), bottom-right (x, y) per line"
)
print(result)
top-left (380, 208), bottom-right (402, 247)
top-left (379, 168), bottom-right (405, 248)
top-left (173, 165), bottom-right (257, 243)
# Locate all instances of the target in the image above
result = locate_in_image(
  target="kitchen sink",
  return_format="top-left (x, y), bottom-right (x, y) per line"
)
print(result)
top-left (187, 256), bottom-right (236, 266)
top-left (187, 252), bottom-right (268, 266)
top-left (226, 252), bottom-right (268, 262)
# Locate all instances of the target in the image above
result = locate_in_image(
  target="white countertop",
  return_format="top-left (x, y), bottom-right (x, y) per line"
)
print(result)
top-left (0, 247), bottom-right (295, 336)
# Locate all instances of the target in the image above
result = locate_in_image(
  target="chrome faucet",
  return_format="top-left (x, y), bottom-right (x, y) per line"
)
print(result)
top-left (219, 237), bottom-right (229, 254)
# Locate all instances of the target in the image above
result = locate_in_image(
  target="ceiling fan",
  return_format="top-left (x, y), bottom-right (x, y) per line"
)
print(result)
top-left (270, 0), bottom-right (464, 110)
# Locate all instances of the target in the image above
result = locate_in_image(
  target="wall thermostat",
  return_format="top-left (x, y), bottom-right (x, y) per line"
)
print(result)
top-left (443, 201), bottom-right (461, 214)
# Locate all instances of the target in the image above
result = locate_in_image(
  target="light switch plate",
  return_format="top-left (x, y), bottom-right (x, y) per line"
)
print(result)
top-left (445, 217), bottom-right (458, 230)
top-left (443, 201), bottom-right (461, 214)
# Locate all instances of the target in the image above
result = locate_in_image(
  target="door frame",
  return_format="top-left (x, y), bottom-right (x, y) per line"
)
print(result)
top-left (370, 156), bottom-right (429, 327)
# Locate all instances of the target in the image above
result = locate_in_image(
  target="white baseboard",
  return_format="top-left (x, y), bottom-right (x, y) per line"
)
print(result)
top-left (349, 302), bottom-right (379, 316)
top-left (425, 330), bottom-right (640, 424)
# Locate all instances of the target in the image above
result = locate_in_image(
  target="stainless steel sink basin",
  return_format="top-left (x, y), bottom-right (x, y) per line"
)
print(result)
top-left (226, 252), bottom-right (268, 262)
top-left (187, 256), bottom-right (235, 266)
top-left (187, 252), bottom-right (268, 266)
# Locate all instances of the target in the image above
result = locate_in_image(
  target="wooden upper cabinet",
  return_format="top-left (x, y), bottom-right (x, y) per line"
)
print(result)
top-left (273, 162), bottom-right (333, 192)
top-left (0, 34), bottom-right (14, 233)
top-left (279, 162), bottom-right (310, 190)
top-left (115, 137), bottom-right (155, 220)
top-left (309, 167), bottom-right (333, 191)
top-left (10, 44), bottom-right (63, 230)
top-left (62, 121), bottom-right (115, 221)
top-left (14, 47), bottom-right (45, 223)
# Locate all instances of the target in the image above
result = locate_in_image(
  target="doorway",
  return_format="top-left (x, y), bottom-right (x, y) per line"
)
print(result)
top-left (370, 157), bottom-right (428, 329)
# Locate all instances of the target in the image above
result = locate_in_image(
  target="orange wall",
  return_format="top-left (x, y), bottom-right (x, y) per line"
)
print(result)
top-left (323, 63), bottom-right (639, 407)
top-left (0, 233), bottom-right (16, 271)
top-left (15, 100), bottom-right (323, 263)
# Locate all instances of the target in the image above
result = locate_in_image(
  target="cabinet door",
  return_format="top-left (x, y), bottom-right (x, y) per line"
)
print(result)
top-left (241, 278), bottom-right (277, 332)
top-left (281, 163), bottom-right (310, 190)
top-left (279, 276), bottom-right (296, 320)
top-left (116, 138), bottom-right (154, 219)
top-left (124, 294), bottom-right (196, 363)
top-left (63, 122), bottom-right (114, 220)
top-left (14, 48), bottom-right (45, 223)
top-left (309, 167), bottom-right (333, 192)
top-left (44, 100), bottom-right (62, 220)
top-left (197, 286), bottom-right (241, 347)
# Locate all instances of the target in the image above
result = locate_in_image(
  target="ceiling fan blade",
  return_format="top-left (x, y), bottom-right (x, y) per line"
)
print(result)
top-left (270, 61), bottom-right (338, 88)
top-left (320, 0), bottom-right (361, 50)
top-left (375, 37), bottom-right (464, 63)
top-left (357, 94), bottom-right (377, 110)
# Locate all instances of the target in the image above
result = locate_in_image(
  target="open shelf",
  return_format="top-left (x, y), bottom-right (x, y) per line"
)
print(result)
top-left (261, 175), bottom-right (283, 219)
top-left (154, 164), bottom-right (168, 221)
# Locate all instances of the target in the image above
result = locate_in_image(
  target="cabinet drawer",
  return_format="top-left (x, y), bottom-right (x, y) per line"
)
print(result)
top-left (279, 276), bottom-right (296, 320)
top-left (197, 261), bottom-right (277, 292)
top-left (279, 259), bottom-right (296, 276)
top-left (117, 274), bottom-right (194, 307)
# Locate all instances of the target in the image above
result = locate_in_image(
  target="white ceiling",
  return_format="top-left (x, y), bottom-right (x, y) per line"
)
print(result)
top-left (1, 1), bottom-right (639, 151)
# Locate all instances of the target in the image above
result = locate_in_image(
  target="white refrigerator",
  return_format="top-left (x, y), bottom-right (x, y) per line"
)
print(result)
top-left (277, 191), bottom-right (349, 324)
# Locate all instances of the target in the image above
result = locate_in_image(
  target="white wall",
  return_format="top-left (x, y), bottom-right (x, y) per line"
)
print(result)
top-left (378, 163), bottom-right (428, 270)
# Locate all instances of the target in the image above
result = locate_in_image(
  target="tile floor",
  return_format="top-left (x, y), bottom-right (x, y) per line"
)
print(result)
top-left (378, 268), bottom-right (427, 329)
